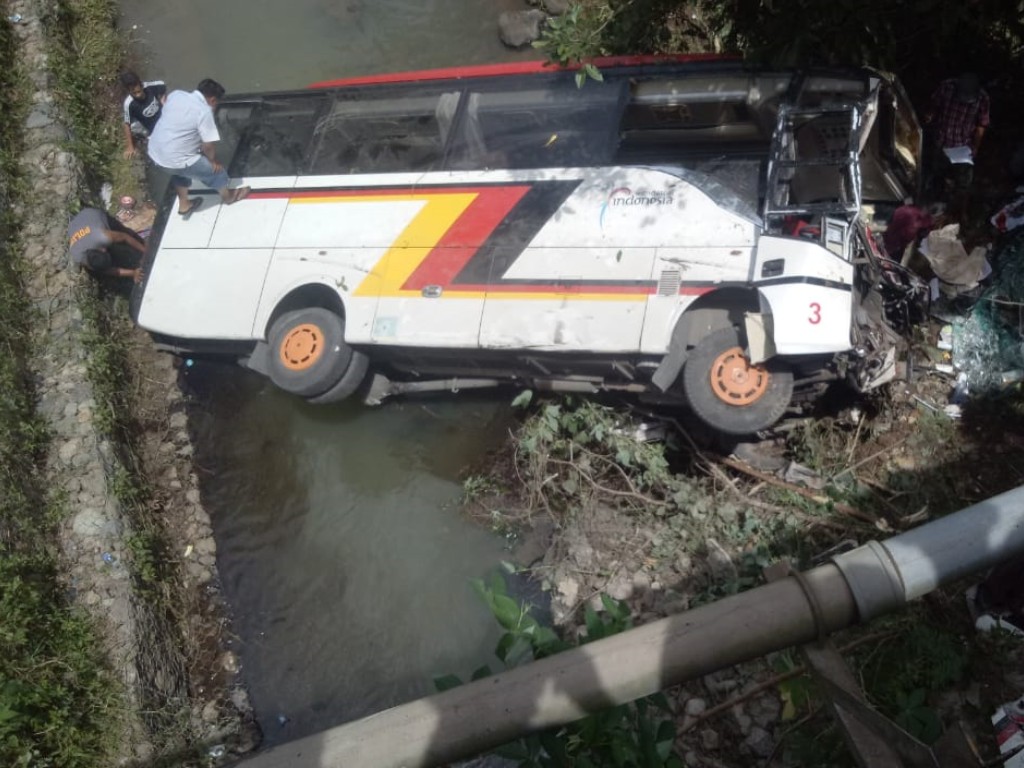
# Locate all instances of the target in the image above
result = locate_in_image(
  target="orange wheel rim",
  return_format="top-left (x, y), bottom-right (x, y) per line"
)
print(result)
top-left (279, 323), bottom-right (324, 371)
top-left (709, 346), bottom-right (770, 406)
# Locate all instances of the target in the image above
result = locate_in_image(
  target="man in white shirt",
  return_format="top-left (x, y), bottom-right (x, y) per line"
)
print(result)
top-left (147, 78), bottom-right (250, 219)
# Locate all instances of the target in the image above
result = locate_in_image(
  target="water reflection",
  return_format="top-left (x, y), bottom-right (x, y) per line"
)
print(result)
top-left (184, 365), bottom-right (512, 743)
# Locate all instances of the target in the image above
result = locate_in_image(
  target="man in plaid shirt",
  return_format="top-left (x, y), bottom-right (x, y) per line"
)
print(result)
top-left (924, 73), bottom-right (990, 214)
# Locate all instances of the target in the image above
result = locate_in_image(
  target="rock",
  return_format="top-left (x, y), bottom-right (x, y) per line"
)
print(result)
top-left (605, 573), bottom-right (633, 601)
top-left (700, 728), bottom-right (720, 751)
top-left (541, 0), bottom-right (571, 14)
top-left (187, 561), bottom-right (213, 585)
top-left (705, 538), bottom-right (737, 583)
top-left (168, 411), bottom-right (188, 430)
top-left (731, 703), bottom-right (753, 736)
top-left (631, 569), bottom-right (650, 592)
top-left (567, 539), bottom-right (595, 569)
top-left (71, 507), bottom-right (120, 538)
top-left (673, 543), bottom-right (693, 565)
top-left (133, 740), bottom-right (155, 764)
top-left (230, 687), bottom-right (250, 712)
top-left (195, 536), bottom-right (217, 556)
top-left (202, 700), bottom-right (221, 725)
top-left (556, 576), bottom-right (579, 604)
top-left (232, 724), bottom-right (261, 754)
top-left (744, 725), bottom-right (774, 758)
top-left (498, 9), bottom-right (546, 49)
top-left (704, 673), bottom-right (739, 695)
top-left (26, 104), bottom-right (55, 129)
top-left (684, 697), bottom-right (706, 717)
top-left (221, 651), bottom-right (240, 674)
top-left (748, 692), bottom-right (782, 728)
top-left (683, 751), bottom-right (700, 767)
top-left (58, 438), bottom-right (80, 464)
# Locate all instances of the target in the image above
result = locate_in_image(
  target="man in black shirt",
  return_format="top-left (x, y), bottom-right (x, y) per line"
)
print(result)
top-left (120, 71), bottom-right (167, 159)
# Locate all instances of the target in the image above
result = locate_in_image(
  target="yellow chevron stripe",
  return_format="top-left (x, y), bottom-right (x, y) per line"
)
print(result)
top-left (290, 193), bottom-right (649, 302)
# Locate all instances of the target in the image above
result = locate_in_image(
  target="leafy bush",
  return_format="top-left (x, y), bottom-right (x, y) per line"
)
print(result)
top-left (438, 572), bottom-right (681, 767)
top-left (534, 0), bottom-right (1024, 98)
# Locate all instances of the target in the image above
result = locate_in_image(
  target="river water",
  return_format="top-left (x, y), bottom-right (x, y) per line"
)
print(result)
top-left (118, 0), bottom-right (536, 745)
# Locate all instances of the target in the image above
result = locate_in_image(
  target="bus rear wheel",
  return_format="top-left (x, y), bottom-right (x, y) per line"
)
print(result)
top-left (682, 327), bottom-right (793, 435)
top-left (267, 308), bottom-right (355, 399)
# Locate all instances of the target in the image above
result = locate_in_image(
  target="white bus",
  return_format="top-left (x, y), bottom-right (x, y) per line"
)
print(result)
top-left (132, 56), bottom-right (925, 435)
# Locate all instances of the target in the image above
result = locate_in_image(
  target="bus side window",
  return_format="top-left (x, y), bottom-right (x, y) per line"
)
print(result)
top-left (240, 95), bottom-right (326, 177)
top-left (309, 90), bottom-right (455, 175)
top-left (447, 81), bottom-right (625, 171)
top-left (217, 103), bottom-right (256, 177)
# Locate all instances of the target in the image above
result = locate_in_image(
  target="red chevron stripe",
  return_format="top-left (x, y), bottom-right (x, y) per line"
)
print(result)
top-left (401, 186), bottom-right (529, 290)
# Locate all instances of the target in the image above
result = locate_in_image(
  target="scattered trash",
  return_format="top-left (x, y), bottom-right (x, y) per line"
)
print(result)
top-left (991, 696), bottom-right (1024, 767)
top-left (207, 744), bottom-right (227, 759)
top-left (101, 552), bottom-right (114, 564)
top-left (1002, 370), bottom-right (1024, 387)
top-left (976, 614), bottom-right (1024, 636)
top-left (781, 461), bottom-right (826, 490)
top-left (116, 194), bottom-right (136, 222)
top-left (100, 182), bottom-right (113, 209)
top-left (937, 324), bottom-right (954, 351)
top-left (627, 421), bottom-right (667, 443)
top-left (949, 373), bottom-right (970, 404)
top-left (943, 404), bottom-right (963, 419)
top-left (992, 194), bottom-right (1024, 234)
top-left (7, 13), bottom-right (23, 23)
top-left (277, 714), bottom-right (289, 727)
top-left (921, 225), bottom-right (989, 290)
top-left (183, 544), bottom-right (194, 558)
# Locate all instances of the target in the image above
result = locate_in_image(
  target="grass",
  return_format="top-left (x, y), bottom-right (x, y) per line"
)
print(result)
top-left (41, 0), bottom-right (141, 204)
top-left (44, 1), bottom-right (219, 759)
top-left (0, 13), bottom-right (122, 768)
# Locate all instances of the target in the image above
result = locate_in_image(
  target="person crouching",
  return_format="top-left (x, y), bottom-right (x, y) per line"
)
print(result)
top-left (68, 206), bottom-right (146, 289)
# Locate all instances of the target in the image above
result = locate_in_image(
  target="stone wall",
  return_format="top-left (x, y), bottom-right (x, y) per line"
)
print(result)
top-left (8, 0), bottom-right (254, 761)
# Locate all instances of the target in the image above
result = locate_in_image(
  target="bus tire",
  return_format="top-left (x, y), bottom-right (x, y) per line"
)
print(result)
top-left (682, 327), bottom-right (793, 435)
top-left (267, 308), bottom-right (354, 399)
top-left (306, 349), bottom-right (370, 405)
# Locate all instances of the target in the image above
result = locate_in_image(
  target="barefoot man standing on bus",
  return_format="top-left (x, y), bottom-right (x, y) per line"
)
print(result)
top-left (147, 78), bottom-right (250, 219)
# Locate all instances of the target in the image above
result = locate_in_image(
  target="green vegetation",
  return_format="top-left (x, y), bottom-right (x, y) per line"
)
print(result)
top-left (463, 393), bottom-right (1018, 766)
top-left (439, 572), bottom-right (681, 768)
top-left (42, 0), bottom-right (140, 201)
top-left (0, 14), bottom-right (121, 768)
top-left (537, 0), bottom-right (1024, 95)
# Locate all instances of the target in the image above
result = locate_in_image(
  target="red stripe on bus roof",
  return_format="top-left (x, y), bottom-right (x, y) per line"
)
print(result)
top-left (307, 53), bottom-right (738, 89)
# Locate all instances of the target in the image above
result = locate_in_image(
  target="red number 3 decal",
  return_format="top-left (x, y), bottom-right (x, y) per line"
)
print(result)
top-left (808, 302), bottom-right (822, 325)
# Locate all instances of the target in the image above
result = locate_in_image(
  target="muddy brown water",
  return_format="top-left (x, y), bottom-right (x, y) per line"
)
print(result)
top-left (120, 0), bottom-right (536, 745)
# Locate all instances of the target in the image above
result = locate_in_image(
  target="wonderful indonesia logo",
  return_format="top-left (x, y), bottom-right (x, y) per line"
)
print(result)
top-left (600, 186), bottom-right (674, 228)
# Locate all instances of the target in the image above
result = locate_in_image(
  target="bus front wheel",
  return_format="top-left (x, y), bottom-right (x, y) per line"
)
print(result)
top-left (267, 308), bottom-right (356, 399)
top-left (682, 327), bottom-right (793, 435)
